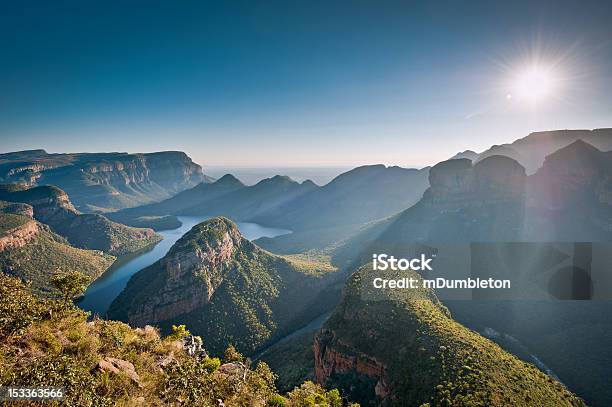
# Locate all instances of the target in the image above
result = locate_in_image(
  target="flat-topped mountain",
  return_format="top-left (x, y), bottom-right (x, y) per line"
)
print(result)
top-left (109, 217), bottom-right (342, 354)
top-left (453, 128), bottom-right (612, 174)
top-left (0, 150), bottom-right (211, 212)
top-left (314, 266), bottom-right (586, 406)
top-left (0, 184), bottom-right (161, 255)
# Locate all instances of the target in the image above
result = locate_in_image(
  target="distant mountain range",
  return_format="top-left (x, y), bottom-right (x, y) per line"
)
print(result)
top-left (0, 150), bottom-right (212, 212)
top-left (450, 128), bottom-right (612, 173)
top-left (110, 165), bottom-right (431, 252)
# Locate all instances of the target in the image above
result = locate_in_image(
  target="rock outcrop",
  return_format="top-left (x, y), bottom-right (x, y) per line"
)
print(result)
top-left (0, 150), bottom-right (211, 211)
top-left (0, 184), bottom-right (160, 255)
top-left (314, 266), bottom-right (586, 406)
top-left (451, 128), bottom-right (612, 174)
top-left (126, 218), bottom-right (244, 325)
top-left (109, 217), bottom-right (341, 354)
top-left (0, 219), bottom-right (40, 252)
top-left (423, 155), bottom-right (526, 208)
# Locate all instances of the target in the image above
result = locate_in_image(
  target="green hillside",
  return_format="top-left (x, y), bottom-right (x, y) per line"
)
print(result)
top-left (0, 274), bottom-right (349, 406)
top-left (315, 266), bottom-right (586, 406)
top-left (0, 184), bottom-right (162, 256)
top-left (0, 213), bottom-right (115, 296)
top-left (109, 217), bottom-right (344, 355)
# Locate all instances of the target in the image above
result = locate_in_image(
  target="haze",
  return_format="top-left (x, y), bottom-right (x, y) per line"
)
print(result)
top-left (1, 0), bottom-right (611, 168)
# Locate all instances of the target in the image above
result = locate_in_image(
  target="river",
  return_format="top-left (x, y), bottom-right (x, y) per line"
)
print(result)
top-left (77, 216), bottom-right (291, 316)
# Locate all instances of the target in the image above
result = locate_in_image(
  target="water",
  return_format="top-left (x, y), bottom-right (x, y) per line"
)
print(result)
top-left (77, 216), bottom-right (291, 316)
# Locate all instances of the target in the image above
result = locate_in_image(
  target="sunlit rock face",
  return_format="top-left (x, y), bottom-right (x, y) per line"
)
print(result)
top-left (0, 150), bottom-right (209, 212)
top-left (125, 217), bottom-right (245, 326)
top-left (109, 216), bottom-right (341, 355)
top-left (0, 184), bottom-right (160, 256)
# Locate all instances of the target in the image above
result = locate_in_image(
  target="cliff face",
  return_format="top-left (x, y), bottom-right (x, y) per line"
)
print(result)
top-left (314, 266), bottom-right (586, 406)
top-left (0, 184), bottom-right (161, 256)
top-left (0, 150), bottom-right (210, 212)
top-left (109, 217), bottom-right (341, 355)
top-left (125, 218), bottom-right (245, 326)
top-left (452, 128), bottom-right (612, 174)
top-left (529, 140), bottom-right (612, 210)
top-left (0, 211), bottom-right (115, 296)
top-left (423, 155), bottom-right (526, 208)
top-left (0, 219), bottom-right (40, 252)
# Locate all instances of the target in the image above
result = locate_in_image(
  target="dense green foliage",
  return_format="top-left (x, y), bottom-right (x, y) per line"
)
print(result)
top-left (0, 215), bottom-right (115, 296)
top-left (51, 271), bottom-right (91, 304)
top-left (109, 217), bottom-right (343, 355)
top-left (319, 266), bottom-right (586, 406)
top-left (258, 331), bottom-right (317, 393)
top-left (0, 212), bottom-right (30, 234)
top-left (0, 184), bottom-right (162, 256)
top-left (0, 274), bottom-right (353, 406)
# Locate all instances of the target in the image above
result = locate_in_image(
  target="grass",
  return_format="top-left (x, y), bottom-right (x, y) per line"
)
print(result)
top-left (0, 213), bottom-right (30, 235)
top-left (109, 217), bottom-right (343, 356)
top-left (0, 274), bottom-right (352, 406)
top-left (0, 218), bottom-right (115, 297)
top-left (319, 266), bottom-right (587, 407)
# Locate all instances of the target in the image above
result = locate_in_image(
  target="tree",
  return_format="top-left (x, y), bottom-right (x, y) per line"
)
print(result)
top-left (167, 324), bottom-right (190, 340)
top-left (50, 270), bottom-right (90, 304)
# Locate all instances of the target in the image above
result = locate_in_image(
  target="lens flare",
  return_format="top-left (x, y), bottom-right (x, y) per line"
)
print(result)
top-left (510, 65), bottom-right (559, 104)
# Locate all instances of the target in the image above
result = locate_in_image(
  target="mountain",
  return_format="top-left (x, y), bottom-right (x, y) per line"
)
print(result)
top-left (0, 203), bottom-right (114, 296)
top-left (0, 274), bottom-right (345, 406)
top-left (181, 175), bottom-right (318, 221)
top-left (0, 184), bottom-right (161, 256)
top-left (113, 165), bottom-right (431, 253)
top-left (254, 165), bottom-right (430, 231)
top-left (523, 140), bottom-right (612, 241)
top-left (329, 141), bottom-right (612, 406)
top-left (0, 150), bottom-right (211, 212)
top-left (110, 174), bottom-right (245, 221)
top-left (341, 142), bottom-right (612, 252)
top-left (456, 128), bottom-right (612, 173)
top-left (375, 155), bottom-right (527, 244)
top-left (108, 217), bottom-right (343, 355)
top-left (314, 265), bottom-right (586, 406)
top-left (109, 174), bottom-right (316, 227)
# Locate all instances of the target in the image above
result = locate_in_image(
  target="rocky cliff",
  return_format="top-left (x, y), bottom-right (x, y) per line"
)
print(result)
top-left (0, 212), bottom-right (115, 296)
top-left (423, 155), bottom-right (526, 208)
top-left (0, 150), bottom-right (211, 212)
top-left (314, 266), bottom-right (586, 406)
top-left (0, 184), bottom-right (161, 256)
top-left (109, 217), bottom-right (342, 355)
top-left (451, 128), bottom-right (612, 174)
top-left (0, 218), bottom-right (40, 252)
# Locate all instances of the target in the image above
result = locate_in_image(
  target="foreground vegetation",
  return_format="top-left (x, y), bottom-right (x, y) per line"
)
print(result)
top-left (0, 274), bottom-right (355, 406)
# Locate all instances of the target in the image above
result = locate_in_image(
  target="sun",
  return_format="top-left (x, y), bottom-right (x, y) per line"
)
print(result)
top-left (509, 65), bottom-right (559, 105)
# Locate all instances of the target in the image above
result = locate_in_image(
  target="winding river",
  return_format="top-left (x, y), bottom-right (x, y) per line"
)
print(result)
top-left (77, 216), bottom-right (291, 316)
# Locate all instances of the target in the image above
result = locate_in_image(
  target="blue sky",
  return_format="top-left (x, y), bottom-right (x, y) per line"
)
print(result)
top-left (1, 0), bottom-right (611, 167)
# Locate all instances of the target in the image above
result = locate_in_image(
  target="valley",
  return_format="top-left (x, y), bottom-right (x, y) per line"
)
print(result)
top-left (77, 215), bottom-right (291, 316)
top-left (1, 128), bottom-right (611, 406)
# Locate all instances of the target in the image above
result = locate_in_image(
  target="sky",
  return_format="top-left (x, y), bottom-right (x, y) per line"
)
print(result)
top-left (1, 0), bottom-right (611, 168)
